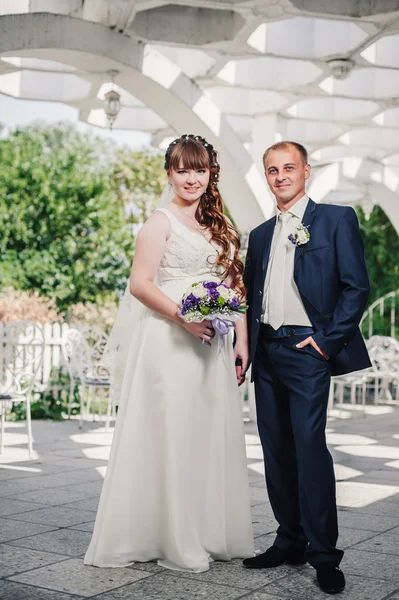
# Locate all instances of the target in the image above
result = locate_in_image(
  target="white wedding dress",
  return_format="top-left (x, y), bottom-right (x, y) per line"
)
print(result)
top-left (84, 207), bottom-right (254, 573)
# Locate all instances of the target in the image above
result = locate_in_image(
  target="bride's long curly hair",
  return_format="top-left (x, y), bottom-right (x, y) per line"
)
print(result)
top-left (164, 134), bottom-right (245, 298)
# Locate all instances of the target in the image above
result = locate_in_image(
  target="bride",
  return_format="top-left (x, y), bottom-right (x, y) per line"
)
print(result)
top-left (84, 133), bottom-right (254, 573)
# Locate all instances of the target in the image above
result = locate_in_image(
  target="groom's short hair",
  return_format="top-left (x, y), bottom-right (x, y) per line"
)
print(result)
top-left (263, 141), bottom-right (308, 166)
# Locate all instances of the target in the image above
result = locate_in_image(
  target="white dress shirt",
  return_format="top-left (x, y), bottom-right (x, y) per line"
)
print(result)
top-left (262, 194), bottom-right (312, 327)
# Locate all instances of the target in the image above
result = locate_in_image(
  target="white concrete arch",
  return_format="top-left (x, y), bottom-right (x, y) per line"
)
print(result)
top-left (0, 12), bottom-right (268, 230)
top-left (308, 159), bottom-right (399, 234)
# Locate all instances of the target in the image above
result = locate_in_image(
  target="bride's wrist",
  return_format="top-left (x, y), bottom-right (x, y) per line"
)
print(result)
top-left (171, 306), bottom-right (184, 325)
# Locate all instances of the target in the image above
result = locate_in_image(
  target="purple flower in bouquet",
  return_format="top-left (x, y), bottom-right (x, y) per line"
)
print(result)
top-left (203, 281), bottom-right (218, 289)
top-left (207, 287), bottom-right (220, 301)
top-left (229, 297), bottom-right (240, 310)
top-left (181, 292), bottom-right (200, 315)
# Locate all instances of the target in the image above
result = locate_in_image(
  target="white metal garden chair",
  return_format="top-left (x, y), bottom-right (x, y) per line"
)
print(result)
top-left (331, 336), bottom-right (399, 413)
top-left (61, 326), bottom-right (114, 430)
top-left (0, 320), bottom-right (45, 458)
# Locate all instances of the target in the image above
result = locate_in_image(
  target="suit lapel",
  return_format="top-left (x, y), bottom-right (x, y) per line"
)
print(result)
top-left (261, 217), bottom-right (277, 281)
top-left (294, 198), bottom-right (317, 265)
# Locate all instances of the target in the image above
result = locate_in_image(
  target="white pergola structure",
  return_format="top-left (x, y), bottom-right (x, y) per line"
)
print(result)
top-left (2, 1), bottom-right (399, 233)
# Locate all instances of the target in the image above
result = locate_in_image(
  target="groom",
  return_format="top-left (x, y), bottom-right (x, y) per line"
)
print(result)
top-left (242, 141), bottom-right (371, 594)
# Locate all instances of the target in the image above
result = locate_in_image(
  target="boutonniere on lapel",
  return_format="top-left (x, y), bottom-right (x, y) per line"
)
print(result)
top-left (288, 224), bottom-right (310, 246)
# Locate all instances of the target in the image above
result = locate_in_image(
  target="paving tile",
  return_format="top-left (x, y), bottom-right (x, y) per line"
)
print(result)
top-left (0, 517), bottom-right (57, 543)
top-left (343, 548), bottom-right (399, 581)
top-left (352, 531), bottom-right (399, 555)
top-left (93, 572), bottom-right (248, 600)
top-left (0, 461), bottom-right (78, 477)
top-left (252, 504), bottom-right (278, 518)
top-left (253, 534), bottom-right (276, 553)
top-left (36, 456), bottom-right (107, 469)
top-left (22, 471), bottom-right (102, 489)
top-left (9, 557), bottom-right (151, 598)
top-left (68, 521), bottom-right (95, 533)
top-left (0, 580), bottom-right (81, 600)
top-left (238, 594), bottom-right (285, 600)
top-left (9, 486), bottom-right (101, 506)
top-left (357, 469), bottom-right (399, 484)
top-left (10, 506), bottom-right (96, 528)
top-left (251, 479), bottom-right (270, 489)
top-left (63, 480), bottom-right (104, 496)
top-left (129, 561), bottom-right (167, 574)
top-left (252, 514), bottom-right (279, 538)
top-left (8, 528), bottom-right (92, 557)
top-left (59, 467), bottom-right (105, 481)
top-left (337, 510), bottom-right (399, 532)
top-left (0, 543), bottom-right (69, 577)
top-left (345, 500), bottom-right (399, 517)
top-left (63, 497), bottom-right (99, 512)
top-left (262, 569), bottom-right (398, 600)
top-left (0, 498), bottom-right (45, 517)
top-left (0, 479), bottom-right (42, 498)
top-left (171, 558), bottom-right (291, 591)
top-left (338, 527), bottom-right (377, 549)
top-left (336, 481), bottom-right (399, 508)
top-left (0, 467), bottom-right (50, 481)
top-left (250, 486), bottom-right (269, 506)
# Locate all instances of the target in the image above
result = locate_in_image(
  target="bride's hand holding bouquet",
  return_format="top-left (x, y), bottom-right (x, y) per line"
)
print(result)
top-left (177, 280), bottom-right (246, 346)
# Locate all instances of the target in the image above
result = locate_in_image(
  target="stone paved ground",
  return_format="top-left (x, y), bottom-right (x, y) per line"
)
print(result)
top-left (1, 408), bottom-right (399, 599)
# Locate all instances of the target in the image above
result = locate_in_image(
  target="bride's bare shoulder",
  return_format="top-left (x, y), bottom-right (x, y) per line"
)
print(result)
top-left (138, 210), bottom-right (172, 241)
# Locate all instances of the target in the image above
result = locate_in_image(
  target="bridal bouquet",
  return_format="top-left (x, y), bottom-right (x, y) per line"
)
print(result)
top-left (178, 280), bottom-right (246, 337)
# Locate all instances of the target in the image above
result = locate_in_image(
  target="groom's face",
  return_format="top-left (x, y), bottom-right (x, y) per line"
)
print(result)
top-left (264, 146), bottom-right (311, 206)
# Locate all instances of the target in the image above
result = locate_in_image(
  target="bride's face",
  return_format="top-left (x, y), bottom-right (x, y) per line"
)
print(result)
top-left (169, 160), bottom-right (210, 203)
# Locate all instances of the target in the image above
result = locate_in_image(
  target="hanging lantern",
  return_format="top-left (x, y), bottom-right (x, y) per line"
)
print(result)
top-left (361, 195), bottom-right (374, 221)
top-left (104, 88), bottom-right (121, 130)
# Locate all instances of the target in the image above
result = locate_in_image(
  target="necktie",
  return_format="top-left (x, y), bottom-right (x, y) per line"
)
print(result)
top-left (268, 212), bottom-right (292, 330)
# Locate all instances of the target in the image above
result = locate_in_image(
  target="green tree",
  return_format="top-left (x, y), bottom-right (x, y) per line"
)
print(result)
top-left (356, 205), bottom-right (399, 304)
top-left (109, 147), bottom-right (165, 230)
top-left (0, 123), bottom-right (165, 310)
top-left (0, 124), bottom-right (134, 309)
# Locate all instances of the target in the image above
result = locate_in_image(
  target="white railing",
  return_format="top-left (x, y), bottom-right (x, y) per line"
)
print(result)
top-left (360, 290), bottom-right (399, 339)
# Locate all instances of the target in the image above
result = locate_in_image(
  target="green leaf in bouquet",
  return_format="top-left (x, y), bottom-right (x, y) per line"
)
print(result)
top-left (191, 282), bottom-right (199, 287)
top-left (200, 306), bottom-right (210, 315)
top-left (217, 297), bottom-right (225, 305)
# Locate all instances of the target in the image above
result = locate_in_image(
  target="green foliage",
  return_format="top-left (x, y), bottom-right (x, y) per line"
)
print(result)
top-left (9, 395), bottom-right (65, 421)
top-left (108, 147), bottom-right (165, 227)
top-left (356, 205), bottom-right (399, 304)
top-left (0, 123), bottom-right (165, 311)
top-left (8, 366), bottom-right (72, 421)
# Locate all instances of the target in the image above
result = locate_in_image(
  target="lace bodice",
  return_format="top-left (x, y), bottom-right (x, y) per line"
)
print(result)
top-left (156, 208), bottom-right (222, 285)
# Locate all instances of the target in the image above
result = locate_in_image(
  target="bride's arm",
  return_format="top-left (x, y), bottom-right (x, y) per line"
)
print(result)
top-left (224, 270), bottom-right (249, 385)
top-left (129, 212), bottom-right (179, 321)
top-left (129, 212), bottom-right (215, 344)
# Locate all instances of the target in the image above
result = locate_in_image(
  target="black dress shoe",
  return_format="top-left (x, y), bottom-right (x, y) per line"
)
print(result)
top-left (317, 566), bottom-right (345, 594)
top-left (243, 545), bottom-right (306, 569)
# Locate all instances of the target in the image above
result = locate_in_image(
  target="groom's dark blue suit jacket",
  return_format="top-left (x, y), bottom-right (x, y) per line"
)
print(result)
top-left (244, 198), bottom-right (372, 378)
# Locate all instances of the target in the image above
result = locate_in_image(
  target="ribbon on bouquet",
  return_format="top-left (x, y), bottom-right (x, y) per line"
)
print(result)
top-left (212, 317), bottom-right (235, 336)
top-left (212, 317), bottom-right (237, 367)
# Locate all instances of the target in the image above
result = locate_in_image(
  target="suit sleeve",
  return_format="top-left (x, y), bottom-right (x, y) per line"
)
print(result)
top-left (243, 232), bottom-right (253, 295)
top-left (243, 232), bottom-right (254, 352)
top-left (312, 207), bottom-right (370, 358)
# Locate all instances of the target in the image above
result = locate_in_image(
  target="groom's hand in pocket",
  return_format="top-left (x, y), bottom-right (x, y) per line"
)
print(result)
top-left (234, 344), bottom-right (250, 386)
top-left (296, 336), bottom-right (329, 360)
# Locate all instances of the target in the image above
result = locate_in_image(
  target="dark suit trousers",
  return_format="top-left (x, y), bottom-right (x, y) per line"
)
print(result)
top-left (254, 328), bottom-right (344, 568)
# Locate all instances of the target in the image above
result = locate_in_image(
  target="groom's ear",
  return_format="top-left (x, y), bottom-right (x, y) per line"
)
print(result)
top-left (304, 163), bottom-right (311, 180)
